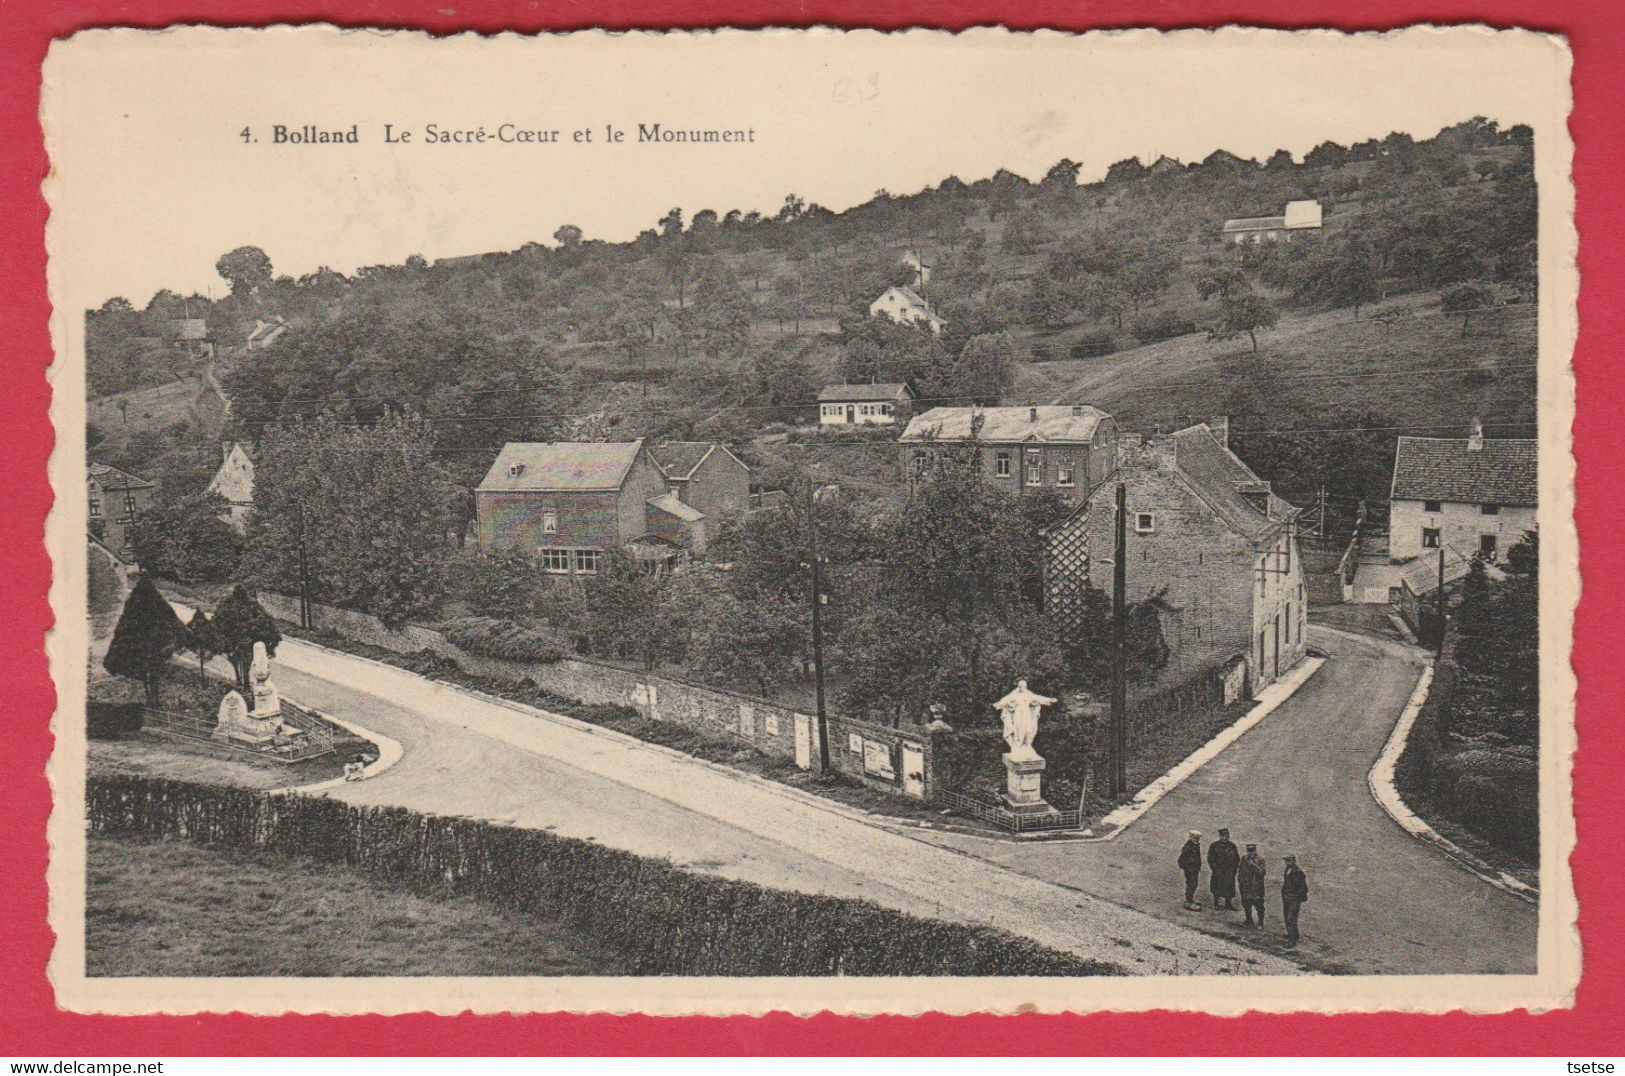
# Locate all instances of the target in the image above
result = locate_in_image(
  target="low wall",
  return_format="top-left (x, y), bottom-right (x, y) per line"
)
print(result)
top-left (256, 591), bottom-right (934, 788)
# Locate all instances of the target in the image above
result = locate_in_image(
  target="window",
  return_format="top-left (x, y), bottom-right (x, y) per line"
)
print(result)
top-left (89, 496), bottom-right (101, 518)
top-left (1481, 503), bottom-right (1501, 515)
top-left (912, 448), bottom-right (929, 476)
top-left (1057, 462), bottom-right (1075, 487)
top-left (1480, 534), bottom-right (1498, 561)
top-left (881, 403), bottom-right (895, 415)
top-left (573, 549), bottom-right (603, 575)
top-left (995, 451), bottom-right (1012, 478)
top-left (1136, 512), bottom-right (1155, 534)
top-left (541, 510), bottom-right (558, 534)
top-left (541, 548), bottom-right (572, 573)
top-left (1025, 462), bottom-right (1042, 486)
top-left (1424, 500), bottom-right (1442, 513)
top-left (1422, 527), bottom-right (1441, 549)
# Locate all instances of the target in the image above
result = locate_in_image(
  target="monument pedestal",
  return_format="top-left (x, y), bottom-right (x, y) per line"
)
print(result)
top-left (1001, 754), bottom-right (1058, 816)
top-left (212, 688), bottom-right (287, 746)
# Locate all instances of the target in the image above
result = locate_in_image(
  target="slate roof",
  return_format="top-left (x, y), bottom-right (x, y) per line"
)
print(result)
top-left (900, 405), bottom-right (1111, 444)
top-left (1170, 424), bottom-right (1298, 542)
top-left (87, 462), bottom-right (153, 489)
top-left (818, 383), bottom-right (912, 404)
top-left (646, 492), bottom-right (705, 523)
top-left (650, 442), bottom-right (716, 480)
top-left (1222, 215), bottom-right (1286, 232)
top-left (477, 441), bottom-right (644, 493)
top-left (1391, 436), bottom-right (1538, 507)
top-left (1396, 545), bottom-right (1490, 597)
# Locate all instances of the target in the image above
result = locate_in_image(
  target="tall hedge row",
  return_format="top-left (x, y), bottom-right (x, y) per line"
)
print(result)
top-left (88, 775), bottom-right (1120, 978)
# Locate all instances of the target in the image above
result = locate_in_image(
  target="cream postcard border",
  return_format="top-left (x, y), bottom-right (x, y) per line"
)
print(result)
top-left (41, 24), bottom-right (1579, 1016)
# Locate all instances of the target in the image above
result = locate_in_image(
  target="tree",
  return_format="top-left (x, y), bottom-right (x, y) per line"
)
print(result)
top-left (1441, 282), bottom-right (1498, 337)
top-left (1041, 158), bottom-right (1082, 192)
top-left (553, 224), bottom-right (584, 249)
top-left (1301, 239), bottom-right (1383, 321)
top-left (103, 576), bottom-right (186, 705)
top-left (657, 207), bottom-right (684, 238)
top-left (210, 584), bottom-right (282, 694)
top-left (1210, 287), bottom-right (1279, 353)
top-left (215, 246), bottom-right (274, 297)
top-left (133, 492), bottom-right (244, 583)
top-left (184, 609), bottom-right (224, 687)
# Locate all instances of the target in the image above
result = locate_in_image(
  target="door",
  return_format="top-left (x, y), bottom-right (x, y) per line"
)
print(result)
top-left (845, 404), bottom-right (855, 424)
top-left (794, 713), bottom-right (813, 770)
top-left (902, 743), bottom-right (926, 799)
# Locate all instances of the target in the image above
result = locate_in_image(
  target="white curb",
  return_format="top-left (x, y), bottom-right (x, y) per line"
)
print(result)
top-left (273, 707), bottom-right (403, 796)
top-left (1366, 662), bottom-right (1539, 904)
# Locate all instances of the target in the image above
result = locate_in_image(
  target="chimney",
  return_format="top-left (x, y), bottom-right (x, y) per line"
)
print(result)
top-left (1029, 406), bottom-right (1039, 423)
top-left (1467, 419), bottom-right (1484, 452)
top-left (1208, 416), bottom-right (1230, 448)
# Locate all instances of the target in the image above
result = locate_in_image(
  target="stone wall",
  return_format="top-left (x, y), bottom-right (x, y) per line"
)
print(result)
top-left (825, 715), bottom-right (942, 800)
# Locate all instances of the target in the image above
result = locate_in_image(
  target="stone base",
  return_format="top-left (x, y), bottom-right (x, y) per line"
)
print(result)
top-left (213, 719), bottom-right (281, 746)
top-left (1003, 753), bottom-right (1055, 813)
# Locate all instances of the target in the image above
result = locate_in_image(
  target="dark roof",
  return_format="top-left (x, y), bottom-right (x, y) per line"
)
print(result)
top-left (1170, 424), bottom-right (1297, 542)
top-left (818, 383), bottom-right (912, 403)
top-left (1222, 215), bottom-right (1286, 232)
top-left (901, 405), bottom-right (1110, 444)
top-left (1391, 436), bottom-right (1537, 507)
top-left (650, 441), bottom-right (715, 480)
top-left (87, 461), bottom-right (153, 489)
top-left (477, 441), bottom-right (644, 493)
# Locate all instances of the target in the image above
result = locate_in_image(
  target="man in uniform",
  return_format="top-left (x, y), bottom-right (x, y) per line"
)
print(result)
top-left (1238, 843), bottom-right (1267, 926)
top-left (1282, 854), bottom-right (1310, 947)
top-left (1207, 827), bottom-right (1240, 911)
top-left (1178, 830), bottom-right (1203, 910)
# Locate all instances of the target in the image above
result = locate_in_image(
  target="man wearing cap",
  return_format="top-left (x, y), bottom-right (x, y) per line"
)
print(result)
top-left (1281, 854), bottom-right (1310, 947)
top-left (1178, 831), bottom-right (1203, 910)
top-left (1207, 827), bottom-right (1240, 911)
top-left (1238, 844), bottom-right (1267, 927)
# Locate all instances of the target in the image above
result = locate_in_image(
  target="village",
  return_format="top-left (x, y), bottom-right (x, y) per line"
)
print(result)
top-left (83, 118), bottom-right (1541, 979)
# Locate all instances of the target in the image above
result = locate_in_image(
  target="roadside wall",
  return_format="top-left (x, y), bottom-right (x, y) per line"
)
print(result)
top-left (256, 590), bottom-right (938, 797)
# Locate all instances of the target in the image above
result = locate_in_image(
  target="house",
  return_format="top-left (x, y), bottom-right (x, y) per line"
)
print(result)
top-left (476, 440), bottom-right (750, 569)
top-left (245, 318), bottom-right (288, 349)
top-left (1388, 421), bottom-right (1537, 564)
top-left (1221, 199), bottom-right (1323, 244)
top-left (898, 405), bottom-right (1119, 501)
top-left (207, 442), bottom-right (255, 534)
top-left (87, 461), bottom-right (154, 560)
top-left (817, 383), bottom-right (914, 426)
top-left (1147, 155), bottom-right (1186, 177)
top-left (649, 441), bottom-right (753, 523)
top-left (901, 249), bottom-right (932, 289)
top-left (869, 285), bottom-right (946, 335)
top-left (1043, 422), bottom-right (1307, 694)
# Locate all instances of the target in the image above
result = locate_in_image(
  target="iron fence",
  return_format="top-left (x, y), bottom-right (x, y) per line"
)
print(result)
top-left (935, 788), bottom-right (1084, 832)
top-left (142, 700), bottom-right (336, 764)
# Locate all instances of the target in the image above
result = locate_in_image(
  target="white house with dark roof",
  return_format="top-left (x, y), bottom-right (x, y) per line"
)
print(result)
top-left (1388, 421), bottom-right (1537, 563)
top-left (817, 383), bottom-right (914, 426)
top-left (1222, 199), bottom-right (1323, 244)
top-left (206, 442), bottom-right (256, 534)
top-left (869, 285), bottom-right (946, 334)
top-left (899, 404), bottom-right (1119, 501)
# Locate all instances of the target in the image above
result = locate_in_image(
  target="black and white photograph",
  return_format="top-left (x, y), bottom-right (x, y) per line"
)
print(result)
top-left (45, 25), bottom-right (1576, 1015)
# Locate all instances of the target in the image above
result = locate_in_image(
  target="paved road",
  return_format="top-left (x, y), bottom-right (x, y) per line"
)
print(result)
top-left (263, 638), bottom-right (1294, 976)
top-left (914, 628), bottom-right (1539, 974)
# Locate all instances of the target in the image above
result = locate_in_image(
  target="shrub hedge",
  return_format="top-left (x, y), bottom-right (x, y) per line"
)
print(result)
top-left (1068, 331), bottom-right (1116, 360)
top-left (88, 775), bottom-right (1121, 977)
top-left (88, 701), bottom-right (143, 739)
top-left (443, 616), bottom-right (566, 664)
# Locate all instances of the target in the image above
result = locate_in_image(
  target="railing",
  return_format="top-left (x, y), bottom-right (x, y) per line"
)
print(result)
top-left (142, 700), bottom-right (336, 764)
top-left (935, 788), bottom-right (1084, 832)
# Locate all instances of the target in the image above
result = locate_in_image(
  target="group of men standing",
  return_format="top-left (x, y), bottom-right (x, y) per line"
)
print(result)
top-left (1178, 828), bottom-right (1310, 947)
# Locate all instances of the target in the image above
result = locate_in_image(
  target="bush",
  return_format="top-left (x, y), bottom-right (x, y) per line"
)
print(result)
top-left (88, 701), bottom-right (143, 739)
top-left (1442, 747), bottom-right (1538, 859)
top-left (1069, 331), bottom-right (1116, 360)
top-left (443, 616), bottom-right (566, 663)
top-left (1131, 307), bottom-right (1198, 344)
top-left (89, 775), bottom-right (1121, 977)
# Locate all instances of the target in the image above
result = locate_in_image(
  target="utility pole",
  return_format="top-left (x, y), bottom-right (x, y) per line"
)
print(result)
top-left (1435, 543), bottom-right (1447, 658)
top-left (1111, 482), bottom-right (1128, 798)
top-left (1316, 486), bottom-right (1327, 539)
top-left (806, 480), bottom-right (831, 773)
top-left (296, 503), bottom-right (312, 631)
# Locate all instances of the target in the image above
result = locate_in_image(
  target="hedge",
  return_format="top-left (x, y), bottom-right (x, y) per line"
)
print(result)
top-left (88, 775), bottom-right (1121, 977)
top-left (443, 616), bottom-right (567, 664)
top-left (88, 701), bottom-right (143, 739)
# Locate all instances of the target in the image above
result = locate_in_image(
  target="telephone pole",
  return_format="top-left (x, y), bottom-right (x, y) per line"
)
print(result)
top-left (1435, 543), bottom-right (1447, 658)
top-left (1111, 482), bottom-right (1128, 798)
top-left (806, 480), bottom-right (831, 773)
top-left (296, 503), bottom-right (313, 631)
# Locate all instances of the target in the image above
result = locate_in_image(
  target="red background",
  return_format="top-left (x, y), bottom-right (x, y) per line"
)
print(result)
top-left (3, 0), bottom-right (1621, 1056)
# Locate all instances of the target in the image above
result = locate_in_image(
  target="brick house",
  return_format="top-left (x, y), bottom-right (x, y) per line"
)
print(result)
top-left (817, 383), bottom-right (914, 426)
top-left (650, 441), bottom-right (753, 523)
top-left (476, 440), bottom-right (752, 570)
top-left (898, 405), bottom-right (1119, 502)
top-left (87, 461), bottom-right (154, 560)
top-left (206, 441), bottom-right (255, 534)
top-left (1044, 422), bottom-right (1307, 694)
top-left (1388, 422), bottom-right (1537, 564)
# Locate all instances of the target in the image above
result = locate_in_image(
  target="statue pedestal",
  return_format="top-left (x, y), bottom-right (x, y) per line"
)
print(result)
top-left (212, 688), bottom-right (284, 746)
top-left (1002, 754), bottom-right (1058, 816)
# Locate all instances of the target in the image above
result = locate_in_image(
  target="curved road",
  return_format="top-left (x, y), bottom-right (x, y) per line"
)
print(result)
top-left (265, 638), bottom-right (1293, 976)
top-left (918, 627), bottom-right (1539, 975)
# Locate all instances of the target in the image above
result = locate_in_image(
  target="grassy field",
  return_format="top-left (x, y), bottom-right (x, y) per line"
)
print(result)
top-left (1014, 291), bottom-right (1537, 436)
top-left (86, 835), bottom-right (625, 977)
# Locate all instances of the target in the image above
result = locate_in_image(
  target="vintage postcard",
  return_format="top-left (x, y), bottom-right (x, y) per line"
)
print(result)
top-left (43, 24), bottom-right (1578, 1016)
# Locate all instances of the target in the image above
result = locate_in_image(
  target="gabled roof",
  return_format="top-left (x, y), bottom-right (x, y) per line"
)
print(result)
top-left (650, 442), bottom-right (715, 480)
top-left (87, 461), bottom-right (153, 489)
top-left (1170, 424), bottom-right (1298, 542)
top-left (477, 441), bottom-right (645, 493)
top-left (646, 492), bottom-right (705, 523)
top-left (1222, 215), bottom-right (1286, 232)
top-left (1397, 545), bottom-right (1485, 597)
top-left (880, 284), bottom-right (929, 309)
top-left (1391, 436), bottom-right (1537, 507)
top-left (900, 405), bottom-right (1110, 444)
top-left (818, 383), bottom-right (913, 403)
